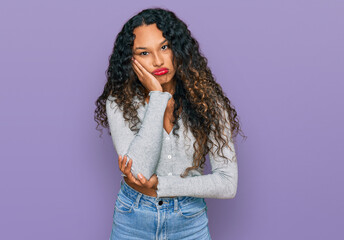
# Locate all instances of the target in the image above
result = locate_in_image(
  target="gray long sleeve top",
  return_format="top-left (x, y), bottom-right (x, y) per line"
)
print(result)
top-left (106, 90), bottom-right (238, 199)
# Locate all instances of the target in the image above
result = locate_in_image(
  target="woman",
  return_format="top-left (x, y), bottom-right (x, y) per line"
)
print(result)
top-left (94, 7), bottom-right (245, 240)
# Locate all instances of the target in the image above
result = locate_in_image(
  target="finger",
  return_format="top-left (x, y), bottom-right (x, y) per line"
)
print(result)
top-left (118, 155), bottom-right (125, 173)
top-left (133, 58), bottom-right (150, 76)
top-left (132, 63), bottom-right (144, 83)
top-left (148, 174), bottom-right (158, 189)
top-left (127, 170), bottom-right (144, 187)
top-left (128, 172), bottom-right (143, 186)
top-left (131, 59), bottom-right (143, 77)
top-left (121, 155), bottom-right (128, 172)
top-left (123, 158), bottom-right (132, 176)
top-left (138, 173), bottom-right (149, 187)
top-left (118, 155), bottom-right (122, 170)
top-left (123, 159), bottom-right (144, 186)
top-left (131, 60), bottom-right (141, 75)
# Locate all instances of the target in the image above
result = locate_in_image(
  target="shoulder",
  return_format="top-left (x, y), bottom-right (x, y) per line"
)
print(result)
top-left (107, 94), bottom-right (140, 103)
top-left (106, 94), bottom-right (141, 113)
top-left (106, 95), bottom-right (118, 111)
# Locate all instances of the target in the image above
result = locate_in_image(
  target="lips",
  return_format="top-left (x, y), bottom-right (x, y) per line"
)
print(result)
top-left (152, 68), bottom-right (169, 75)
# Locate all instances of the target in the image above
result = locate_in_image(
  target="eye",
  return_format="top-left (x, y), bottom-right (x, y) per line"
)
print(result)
top-left (139, 45), bottom-right (168, 56)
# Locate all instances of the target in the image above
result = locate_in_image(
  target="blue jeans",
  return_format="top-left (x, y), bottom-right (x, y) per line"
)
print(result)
top-left (110, 178), bottom-right (212, 240)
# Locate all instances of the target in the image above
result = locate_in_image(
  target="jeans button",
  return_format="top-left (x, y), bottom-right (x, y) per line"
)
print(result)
top-left (158, 200), bottom-right (163, 205)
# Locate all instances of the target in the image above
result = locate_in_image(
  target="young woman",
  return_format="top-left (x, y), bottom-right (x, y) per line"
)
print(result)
top-left (94, 7), bottom-right (245, 240)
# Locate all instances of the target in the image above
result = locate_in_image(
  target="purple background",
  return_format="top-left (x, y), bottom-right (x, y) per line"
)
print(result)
top-left (1, 0), bottom-right (343, 239)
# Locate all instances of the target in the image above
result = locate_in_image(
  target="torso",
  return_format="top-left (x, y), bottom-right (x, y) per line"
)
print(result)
top-left (146, 96), bottom-right (175, 134)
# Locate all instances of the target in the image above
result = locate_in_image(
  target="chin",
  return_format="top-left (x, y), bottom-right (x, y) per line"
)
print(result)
top-left (162, 78), bottom-right (173, 84)
top-left (157, 76), bottom-right (170, 82)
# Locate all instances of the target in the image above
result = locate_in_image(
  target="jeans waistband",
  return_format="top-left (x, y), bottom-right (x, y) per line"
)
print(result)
top-left (119, 178), bottom-right (202, 210)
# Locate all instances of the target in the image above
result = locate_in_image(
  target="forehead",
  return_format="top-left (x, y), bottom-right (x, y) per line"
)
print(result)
top-left (132, 23), bottom-right (165, 47)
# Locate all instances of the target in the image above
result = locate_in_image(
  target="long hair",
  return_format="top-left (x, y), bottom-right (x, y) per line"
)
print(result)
top-left (94, 7), bottom-right (246, 177)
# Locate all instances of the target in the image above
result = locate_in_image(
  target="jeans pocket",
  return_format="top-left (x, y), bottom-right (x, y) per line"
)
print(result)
top-left (115, 192), bottom-right (134, 214)
top-left (178, 198), bottom-right (207, 219)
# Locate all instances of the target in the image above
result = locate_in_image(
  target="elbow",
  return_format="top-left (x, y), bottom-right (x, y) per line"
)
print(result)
top-left (230, 183), bottom-right (238, 198)
top-left (219, 165), bottom-right (238, 199)
top-left (130, 165), bottom-right (155, 180)
top-left (223, 181), bottom-right (237, 199)
top-left (124, 153), bottom-right (154, 180)
top-left (219, 176), bottom-right (238, 199)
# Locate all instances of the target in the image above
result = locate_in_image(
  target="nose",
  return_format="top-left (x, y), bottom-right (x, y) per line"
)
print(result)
top-left (152, 52), bottom-right (164, 67)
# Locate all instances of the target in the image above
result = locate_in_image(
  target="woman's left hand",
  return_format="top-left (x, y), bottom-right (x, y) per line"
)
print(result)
top-left (118, 155), bottom-right (159, 190)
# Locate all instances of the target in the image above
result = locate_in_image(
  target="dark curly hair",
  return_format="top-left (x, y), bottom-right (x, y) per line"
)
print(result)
top-left (94, 7), bottom-right (246, 178)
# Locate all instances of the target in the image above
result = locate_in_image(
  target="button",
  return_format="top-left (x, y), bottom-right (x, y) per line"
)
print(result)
top-left (166, 136), bottom-right (170, 140)
top-left (168, 155), bottom-right (172, 159)
top-left (168, 172), bottom-right (172, 176)
top-left (158, 200), bottom-right (163, 205)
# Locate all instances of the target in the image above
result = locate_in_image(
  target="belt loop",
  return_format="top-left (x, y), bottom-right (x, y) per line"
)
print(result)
top-left (134, 193), bottom-right (142, 208)
top-left (174, 198), bottom-right (178, 212)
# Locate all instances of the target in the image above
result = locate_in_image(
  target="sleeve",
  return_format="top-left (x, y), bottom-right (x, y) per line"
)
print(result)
top-left (156, 110), bottom-right (238, 199)
top-left (106, 90), bottom-right (172, 179)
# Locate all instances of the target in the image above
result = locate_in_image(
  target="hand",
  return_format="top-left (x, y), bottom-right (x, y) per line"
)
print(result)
top-left (118, 155), bottom-right (159, 190)
top-left (131, 57), bottom-right (163, 92)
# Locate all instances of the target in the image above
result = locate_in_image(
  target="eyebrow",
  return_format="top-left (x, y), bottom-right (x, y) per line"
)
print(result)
top-left (134, 39), bottom-right (168, 51)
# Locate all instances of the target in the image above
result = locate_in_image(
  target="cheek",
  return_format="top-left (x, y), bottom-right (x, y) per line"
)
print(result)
top-left (166, 55), bottom-right (176, 70)
top-left (171, 57), bottom-right (177, 70)
top-left (137, 59), bottom-right (150, 70)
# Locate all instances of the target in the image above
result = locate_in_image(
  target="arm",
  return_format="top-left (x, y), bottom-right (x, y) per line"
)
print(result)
top-left (156, 110), bottom-right (238, 199)
top-left (106, 90), bottom-right (172, 179)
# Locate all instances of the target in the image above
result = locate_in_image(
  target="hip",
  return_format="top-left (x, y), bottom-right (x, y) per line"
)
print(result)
top-left (110, 178), bottom-right (211, 239)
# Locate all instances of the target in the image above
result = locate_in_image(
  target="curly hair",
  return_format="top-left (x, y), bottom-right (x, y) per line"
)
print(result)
top-left (94, 7), bottom-right (246, 178)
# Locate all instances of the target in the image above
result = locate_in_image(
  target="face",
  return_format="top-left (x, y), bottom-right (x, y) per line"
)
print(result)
top-left (132, 23), bottom-right (176, 87)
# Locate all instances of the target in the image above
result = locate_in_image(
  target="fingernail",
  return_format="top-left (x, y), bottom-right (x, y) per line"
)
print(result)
top-left (138, 174), bottom-right (142, 179)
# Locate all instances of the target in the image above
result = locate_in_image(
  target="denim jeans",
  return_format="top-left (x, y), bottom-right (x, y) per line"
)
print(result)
top-left (109, 178), bottom-right (212, 240)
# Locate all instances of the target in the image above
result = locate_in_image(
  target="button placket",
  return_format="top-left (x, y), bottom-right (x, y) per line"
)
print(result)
top-left (165, 133), bottom-right (174, 178)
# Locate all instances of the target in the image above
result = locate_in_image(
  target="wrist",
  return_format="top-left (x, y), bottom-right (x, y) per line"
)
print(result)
top-left (150, 88), bottom-right (162, 92)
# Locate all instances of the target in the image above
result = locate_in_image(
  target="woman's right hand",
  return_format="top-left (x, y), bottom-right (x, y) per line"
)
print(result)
top-left (131, 57), bottom-right (163, 92)
top-left (118, 155), bottom-right (159, 190)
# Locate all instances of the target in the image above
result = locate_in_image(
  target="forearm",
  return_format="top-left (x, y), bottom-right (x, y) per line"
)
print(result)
top-left (125, 91), bottom-right (172, 179)
top-left (156, 167), bottom-right (238, 199)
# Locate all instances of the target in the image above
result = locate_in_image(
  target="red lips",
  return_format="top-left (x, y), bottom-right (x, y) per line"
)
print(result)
top-left (152, 68), bottom-right (169, 75)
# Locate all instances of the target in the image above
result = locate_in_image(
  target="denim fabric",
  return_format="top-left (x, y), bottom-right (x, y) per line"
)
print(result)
top-left (109, 179), bottom-right (212, 240)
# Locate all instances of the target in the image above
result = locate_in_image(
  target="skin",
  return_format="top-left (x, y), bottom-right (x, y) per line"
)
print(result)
top-left (118, 23), bottom-right (177, 197)
top-left (132, 23), bottom-right (177, 95)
